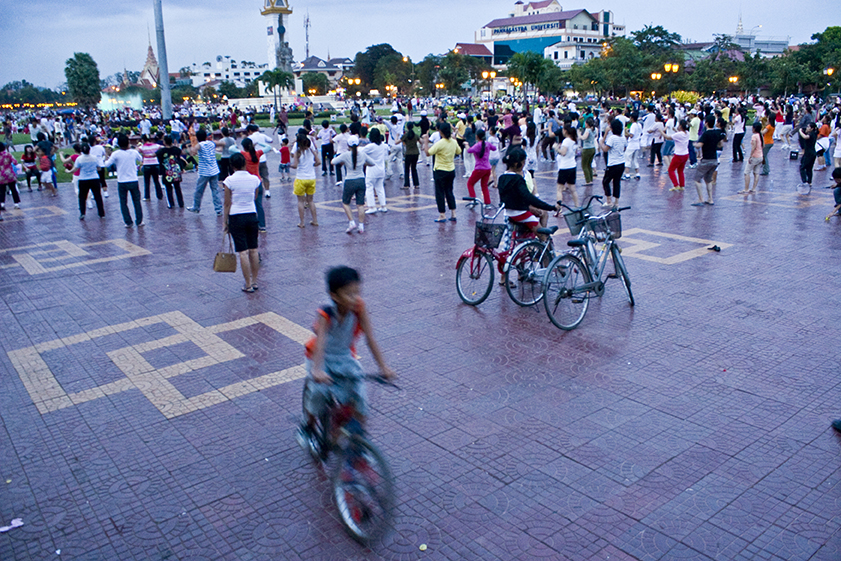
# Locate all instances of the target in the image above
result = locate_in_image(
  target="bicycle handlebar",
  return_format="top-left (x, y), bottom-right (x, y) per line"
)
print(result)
top-left (556, 195), bottom-right (602, 214)
top-left (329, 372), bottom-right (401, 390)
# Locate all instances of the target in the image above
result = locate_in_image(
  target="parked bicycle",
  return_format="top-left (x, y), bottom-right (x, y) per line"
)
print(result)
top-left (542, 205), bottom-right (634, 330)
top-left (300, 373), bottom-right (398, 544)
top-left (456, 197), bottom-right (558, 306)
top-left (502, 195), bottom-right (603, 307)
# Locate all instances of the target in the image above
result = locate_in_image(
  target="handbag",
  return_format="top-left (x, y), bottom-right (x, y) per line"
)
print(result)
top-left (213, 234), bottom-right (237, 273)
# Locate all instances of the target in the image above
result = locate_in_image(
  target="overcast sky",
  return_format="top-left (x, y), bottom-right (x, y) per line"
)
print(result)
top-left (1, 0), bottom-right (830, 89)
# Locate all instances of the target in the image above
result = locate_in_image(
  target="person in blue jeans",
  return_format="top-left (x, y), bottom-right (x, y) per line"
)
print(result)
top-left (187, 129), bottom-right (225, 215)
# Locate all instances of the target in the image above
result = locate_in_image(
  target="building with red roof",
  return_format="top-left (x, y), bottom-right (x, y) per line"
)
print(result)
top-left (473, 0), bottom-right (624, 65)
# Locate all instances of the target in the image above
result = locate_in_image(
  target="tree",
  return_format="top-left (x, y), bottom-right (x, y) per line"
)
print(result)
top-left (415, 54), bottom-right (442, 95)
top-left (353, 44), bottom-right (401, 90)
top-left (631, 25), bottom-right (682, 55)
top-left (709, 35), bottom-right (741, 62)
top-left (373, 53), bottom-right (411, 93)
top-left (739, 51), bottom-right (770, 94)
top-left (302, 73), bottom-right (329, 95)
top-left (259, 68), bottom-right (295, 107)
top-left (179, 66), bottom-right (193, 78)
top-left (65, 52), bottom-right (101, 107)
top-left (218, 81), bottom-right (245, 99)
top-left (535, 58), bottom-right (564, 95)
top-left (508, 51), bottom-right (546, 96)
top-left (768, 54), bottom-right (814, 96)
top-left (600, 37), bottom-right (648, 96)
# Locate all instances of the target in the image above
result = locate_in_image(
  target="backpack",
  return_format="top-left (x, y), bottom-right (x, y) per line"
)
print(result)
top-left (38, 156), bottom-right (51, 172)
top-left (162, 153), bottom-right (182, 182)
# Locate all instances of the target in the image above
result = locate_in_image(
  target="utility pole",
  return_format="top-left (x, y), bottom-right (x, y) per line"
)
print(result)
top-left (153, 0), bottom-right (172, 119)
top-left (304, 11), bottom-right (311, 59)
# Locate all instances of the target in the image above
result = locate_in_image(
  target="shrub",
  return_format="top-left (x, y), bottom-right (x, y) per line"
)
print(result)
top-left (672, 91), bottom-right (700, 106)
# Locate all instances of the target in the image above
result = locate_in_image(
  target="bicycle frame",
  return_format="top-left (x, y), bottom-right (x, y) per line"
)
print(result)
top-left (455, 202), bottom-right (536, 275)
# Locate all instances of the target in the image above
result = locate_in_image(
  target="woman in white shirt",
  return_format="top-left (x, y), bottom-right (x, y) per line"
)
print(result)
top-left (664, 119), bottom-right (690, 192)
top-left (291, 129), bottom-right (321, 228)
top-left (556, 125), bottom-right (580, 208)
top-left (223, 153), bottom-right (261, 292)
top-left (599, 119), bottom-right (627, 208)
top-left (72, 143), bottom-right (104, 220)
top-left (732, 108), bottom-right (746, 162)
top-left (362, 128), bottom-right (389, 214)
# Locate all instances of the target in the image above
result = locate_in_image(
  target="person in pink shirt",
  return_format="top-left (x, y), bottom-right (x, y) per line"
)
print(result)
top-left (466, 130), bottom-right (497, 208)
top-left (740, 122), bottom-right (764, 194)
top-left (0, 142), bottom-right (20, 217)
top-left (138, 135), bottom-right (163, 200)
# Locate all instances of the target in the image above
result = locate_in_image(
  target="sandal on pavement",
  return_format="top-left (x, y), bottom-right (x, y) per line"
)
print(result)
top-left (434, 218), bottom-right (447, 223)
top-left (242, 287), bottom-right (255, 293)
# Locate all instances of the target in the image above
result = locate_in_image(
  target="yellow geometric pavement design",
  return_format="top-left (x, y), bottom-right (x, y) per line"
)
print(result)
top-left (0, 239), bottom-right (150, 274)
top-left (7, 311), bottom-right (311, 419)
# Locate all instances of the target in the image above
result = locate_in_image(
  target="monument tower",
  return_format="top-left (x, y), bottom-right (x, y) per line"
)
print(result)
top-left (262, 0), bottom-right (294, 72)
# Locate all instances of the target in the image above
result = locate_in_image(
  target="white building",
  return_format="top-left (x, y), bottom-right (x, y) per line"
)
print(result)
top-left (474, 0), bottom-right (624, 66)
top-left (189, 56), bottom-right (269, 89)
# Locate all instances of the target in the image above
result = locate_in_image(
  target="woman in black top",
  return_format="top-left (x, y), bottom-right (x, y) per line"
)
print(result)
top-left (497, 147), bottom-right (559, 232)
top-left (799, 122), bottom-right (818, 186)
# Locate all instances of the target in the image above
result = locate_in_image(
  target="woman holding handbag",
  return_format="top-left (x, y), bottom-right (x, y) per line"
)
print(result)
top-left (222, 153), bottom-right (261, 293)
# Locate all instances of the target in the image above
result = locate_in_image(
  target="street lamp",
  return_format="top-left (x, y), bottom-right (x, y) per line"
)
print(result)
top-left (650, 73), bottom-right (662, 81)
top-left (729, 76), bottom-right (739, 84)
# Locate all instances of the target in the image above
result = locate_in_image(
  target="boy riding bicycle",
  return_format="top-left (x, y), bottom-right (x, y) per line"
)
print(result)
top-left (298, 266), bottom-right (395, 446)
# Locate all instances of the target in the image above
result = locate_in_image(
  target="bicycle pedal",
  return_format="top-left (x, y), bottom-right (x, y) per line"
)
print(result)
top-left (607, 273), bottom-right (618, 279)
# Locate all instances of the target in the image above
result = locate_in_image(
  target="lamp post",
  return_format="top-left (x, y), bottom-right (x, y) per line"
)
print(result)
top-left (663, 62), bottom-right (679, 98)
top-left (481, 70), bottom-right (496, 101)
top-left (650, 73), bottom-right (662, 99)
top-left (435, 83), bottom-right (445, 98)
top-left (824, 68), bottom-right (836, 95)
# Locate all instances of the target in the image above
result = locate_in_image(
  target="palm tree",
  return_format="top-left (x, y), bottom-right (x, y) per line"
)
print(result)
top-left (259, 69), bottom-right (295, 111)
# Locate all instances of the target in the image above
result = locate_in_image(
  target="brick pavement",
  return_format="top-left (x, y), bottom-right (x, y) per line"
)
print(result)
top-left (1, 143), bottom-right (840, 560)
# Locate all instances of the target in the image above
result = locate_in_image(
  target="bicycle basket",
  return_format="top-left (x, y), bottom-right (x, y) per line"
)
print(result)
top-left (606, 212), bottom-right (622, 239)
top-left (564, 210), bottom-right (587, 236)
top-left (588, 217), bottom-right (610, 241)
top-left (474, 222), bottom-right (506, 249)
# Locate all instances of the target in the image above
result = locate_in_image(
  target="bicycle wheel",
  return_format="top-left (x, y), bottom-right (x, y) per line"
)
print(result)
top-left (505, 240), bottom-right (550, 307)
top-left (611, 245), bottom-right (635, 307)
top-left (543, 253), bottom-right (591, 330)
top-left (332, 438), bottom-right (395, 544)
top-left (456, 250), bottom-right (494, 306)
top-left (301, 380), bottom-right (329, 463)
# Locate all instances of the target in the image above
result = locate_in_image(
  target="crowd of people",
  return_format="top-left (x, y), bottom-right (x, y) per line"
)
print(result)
top-left (1, 92), bottom-right (839, 280)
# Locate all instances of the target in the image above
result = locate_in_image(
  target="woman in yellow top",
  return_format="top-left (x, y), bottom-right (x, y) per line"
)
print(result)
top-left (426, 122), bottom-right (462, 222)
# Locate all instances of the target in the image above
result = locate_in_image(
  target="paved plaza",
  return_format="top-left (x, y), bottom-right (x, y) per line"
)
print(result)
top-left (1, 145), bottom-right (840, 561)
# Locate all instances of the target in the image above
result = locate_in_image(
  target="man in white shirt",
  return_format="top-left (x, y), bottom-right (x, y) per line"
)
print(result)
top-left (640, 105), bottom-right (657, 155)
top-left (139, 116), bottom-right (152, 137)
top-left (246, 124), bottom-right (274, 196)
top-left (623, 112), bottom-right (642, 180)
top-left (103, 134), bottom-right (144, 227)
top-left (386, 115), bottom-right (404, 178)
top-left (316, 121), bottom-right (336, 176)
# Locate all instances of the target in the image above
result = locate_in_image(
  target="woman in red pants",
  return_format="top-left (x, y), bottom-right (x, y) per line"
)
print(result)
top-left (465, 129), bottom-right (497, 210)
top-left (664, 119), bottom-right (690, 192)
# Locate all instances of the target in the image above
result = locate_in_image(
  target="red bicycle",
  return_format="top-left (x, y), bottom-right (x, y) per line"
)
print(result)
top-left (455, 198), bottom-right (557, 306)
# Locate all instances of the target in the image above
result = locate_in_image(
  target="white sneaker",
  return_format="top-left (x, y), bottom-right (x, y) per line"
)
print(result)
top-left (346, 220), bottom-right (356, 234)
top-left (365, 208), bottom-right (378, 215)
top-left (379, 207), bottom-right (388, 213)
top-left (87, 200), bottom-right (93, 209)
top-left (357, 223), bottom-right (364, 233)
top-left (104, 191), bottom-right (109, 198)
top-left (265, 191), bottom-right (271, 198)
top-left (14, 203), bottom-right (19, 209)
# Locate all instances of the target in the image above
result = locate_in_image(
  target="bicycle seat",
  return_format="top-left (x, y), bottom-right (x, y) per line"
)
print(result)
top-left (537, 226), bottom-right (558, 236)
top-left (567, 239), bottom-right (587, 248)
